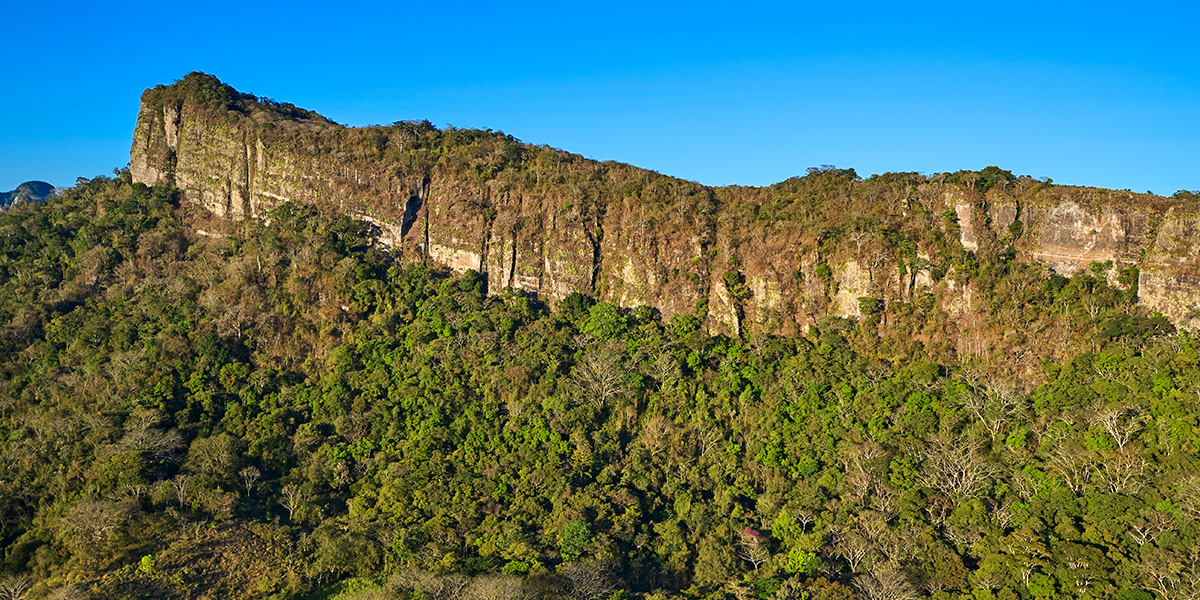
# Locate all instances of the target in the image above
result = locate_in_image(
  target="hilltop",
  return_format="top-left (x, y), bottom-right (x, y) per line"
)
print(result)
top-left (0, 181), bottom-right (57, 210)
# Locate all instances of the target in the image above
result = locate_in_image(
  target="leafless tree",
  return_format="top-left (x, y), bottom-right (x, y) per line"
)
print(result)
top-left (919, 436), bottom-right (996, 498)
top-left (279, 483), bottom-right (304, 522)
top-left (240, 466), bottom-right (262, 496)
top-left (460, 574), bottom-right (533, 600)
top-left (1129, 510), bottom-right (1176, 546)
top-left (737, 528), bottom-right (769, 571)
top-left (44, 585), bottom-right (83, 600)
top-left (186, 433), bottom-right (239, 478)
top-left (118, 426), bottom-right (183, 461)
top-left (1178, 475), bottom-right (1200, 522)
top-left (1047, 446), bottom-right (1095, 494)
top-left (558, 559), bottom-right (618, 600)
top-left (794, 510), bottom-right (815, 533)
top-left (944, 526), bottom-right (980, 548)
top-left (118, 482), bottom-right (148, 501)
top-left (571, 346), bottom-right (630, 408)
top-left (961, 379), bottom-right (1025, 438)
top-left (854, 561), bottom-right (918, 600)
top-left (638, 414), bottom-right (671, 456)
top-left (0, 574), bottom-right (30, 600)
top-left (1140, 547), bottom-right (1200, 600)
top-left (990, 498), bottom-right (1015, 530)
top-left (1097, 448), bottom-right (1147, 493)
top-left (1090, 404), bottom-right (1144, 450)
top-left (388, 570), bottom-right (470, 600)
top-left (833, 531), bottom-right (872, 572)
top-left (924, 495), bottom-right (952, 527)
top-left (870, 487), bottom-right (899, 522)
top-left (649, 352), bottom-right (680, 388)
top-left (170, 474), bottom-right (193, 507)
top-left (845, 468), bottom-right (874, 505)
top-left (694, 424), bottom-right (723, 459)
top-left (62, 500), bottom-right (132, 544)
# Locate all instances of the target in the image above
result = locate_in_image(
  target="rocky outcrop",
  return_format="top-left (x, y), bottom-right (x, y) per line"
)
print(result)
top-left (948, 188), bottom-right (1199, 322)
top-left (130, 74), bottom-right (1200, 331)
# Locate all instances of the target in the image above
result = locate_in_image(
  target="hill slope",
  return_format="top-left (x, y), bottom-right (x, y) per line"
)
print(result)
top-left (0, 74), bottom-right (1196, 600)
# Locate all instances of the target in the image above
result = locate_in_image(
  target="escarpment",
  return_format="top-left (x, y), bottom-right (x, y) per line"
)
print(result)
top-left (131, 73), bottom-right (1200, 340)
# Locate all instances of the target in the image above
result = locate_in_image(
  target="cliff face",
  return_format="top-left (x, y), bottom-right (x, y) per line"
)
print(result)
top-left (131, 74), bottom-right (1200, 335)
top-left (953, 190), bottom-right (1200, 324)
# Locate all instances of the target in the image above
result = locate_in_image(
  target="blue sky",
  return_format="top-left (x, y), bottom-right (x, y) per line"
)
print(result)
top-left (2, 1), bottom-right (1197, 194)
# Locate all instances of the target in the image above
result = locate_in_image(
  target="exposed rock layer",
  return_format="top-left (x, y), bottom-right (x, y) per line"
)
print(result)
top-left (130, 75), bottom-right (1200, 333)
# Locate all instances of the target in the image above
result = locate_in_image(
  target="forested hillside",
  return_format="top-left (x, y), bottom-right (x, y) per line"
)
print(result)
top-left (0, 171), bottom-right (1198, 600)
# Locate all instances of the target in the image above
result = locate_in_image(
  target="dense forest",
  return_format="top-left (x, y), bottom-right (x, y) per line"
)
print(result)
top-left (0, 169), bottom-right (1198, 600)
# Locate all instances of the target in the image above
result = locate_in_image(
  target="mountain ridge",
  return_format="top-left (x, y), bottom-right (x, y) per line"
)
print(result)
top-left (129, 72), bottom-right (1200, 342)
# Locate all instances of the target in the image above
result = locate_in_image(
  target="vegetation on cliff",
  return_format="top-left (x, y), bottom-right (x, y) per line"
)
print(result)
top-left (0, 172), bottom-right (1197, 600)
top-left (131, 73), bottom-right (1200, 343)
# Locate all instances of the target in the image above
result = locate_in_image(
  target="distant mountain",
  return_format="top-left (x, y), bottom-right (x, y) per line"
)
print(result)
top-left (0, 181), bottom-right (57, 209)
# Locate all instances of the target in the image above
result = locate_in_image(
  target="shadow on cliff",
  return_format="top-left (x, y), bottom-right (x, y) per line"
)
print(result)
top-left (400, 193), bottom-right (422, 238)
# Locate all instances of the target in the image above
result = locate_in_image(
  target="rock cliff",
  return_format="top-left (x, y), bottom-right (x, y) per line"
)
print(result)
top-left (131, 73), bottom-right (1200, 336)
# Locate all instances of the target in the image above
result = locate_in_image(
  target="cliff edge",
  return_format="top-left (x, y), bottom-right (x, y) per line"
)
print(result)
top-left (131, 73), bottom-right (1200, 338)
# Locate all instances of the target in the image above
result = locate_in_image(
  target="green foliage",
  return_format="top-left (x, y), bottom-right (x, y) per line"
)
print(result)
top-left (559, 520), bottom-right (593, 562)
top-left (0, 176), bottom-right (1198, 600)
top-left (783, 548), bottom-right (821, 575)
top-left (945, 166), bottom-right (1016, 193)
top-left (814, 263), bottom-right (833, 284)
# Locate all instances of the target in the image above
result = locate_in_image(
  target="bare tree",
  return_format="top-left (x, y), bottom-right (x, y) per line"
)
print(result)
top-left (118, 426), bottom-right (183, 461)
top-left (794, 510), bottom-right (815, 533)
top-left (694, 424), bottom-right (723, 459)
top-left (1047, 445), bottom-right (1095, 494)
top-left (62, 500), bottom-right (132, 544)
top-left (961, 379), bottom-right (1025, 438)
top-left (1139, 547), bottom-right (1200, 600)
top-left (1178, 475), bottom-right (1200, 521)
top-left (44, 585), bottom-right (83, 600)
top-left (638, 414), bottom-right (671, 456)
top-left (737, 528), bottom-right (769, 571)
top-left (1129, 510), bottom-right (1176, 546)
top-left (387, 570), bottom-right (471, 600)
top-left (279, 483), bottom-right (304, 522)
top-left (0, 575), bottom-right (30, 600)
top-left (650, 352), bottom-right (680, 389)
top-left (919, 436), bottom-right (996, 498)
top-left (845, 467), bottom-right (874, 505)
top-left (833, 532), bottom-right (872, 572)
top-left (1090, 404), bottom-right (1144, 450)
top-left (854, 562), bottom-right (918, 600)
top-left (460, 574), bottom-right (532, 600)
top-left (170, 474), bottom-right (193, 507)
top-left (240, 466), bottom-right (261, 497)
top-left (118, 482), bottom-right (147, 501)
top-left (558, 559), bottom-right (618, 600)
top-left (1097, 448), bottom-right (1147, 493)
top-left (571, 346), bottom-right (630, 408)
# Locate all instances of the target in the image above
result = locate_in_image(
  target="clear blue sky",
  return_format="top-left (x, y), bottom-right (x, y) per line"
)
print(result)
top-left (2, 1), bottom-right (1197, 194)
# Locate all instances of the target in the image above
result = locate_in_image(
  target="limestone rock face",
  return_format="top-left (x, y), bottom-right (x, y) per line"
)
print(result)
top-left (947, 188), bottom-right (1198, 323)
top-left (130, 75), bottom-right (1200, 331)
